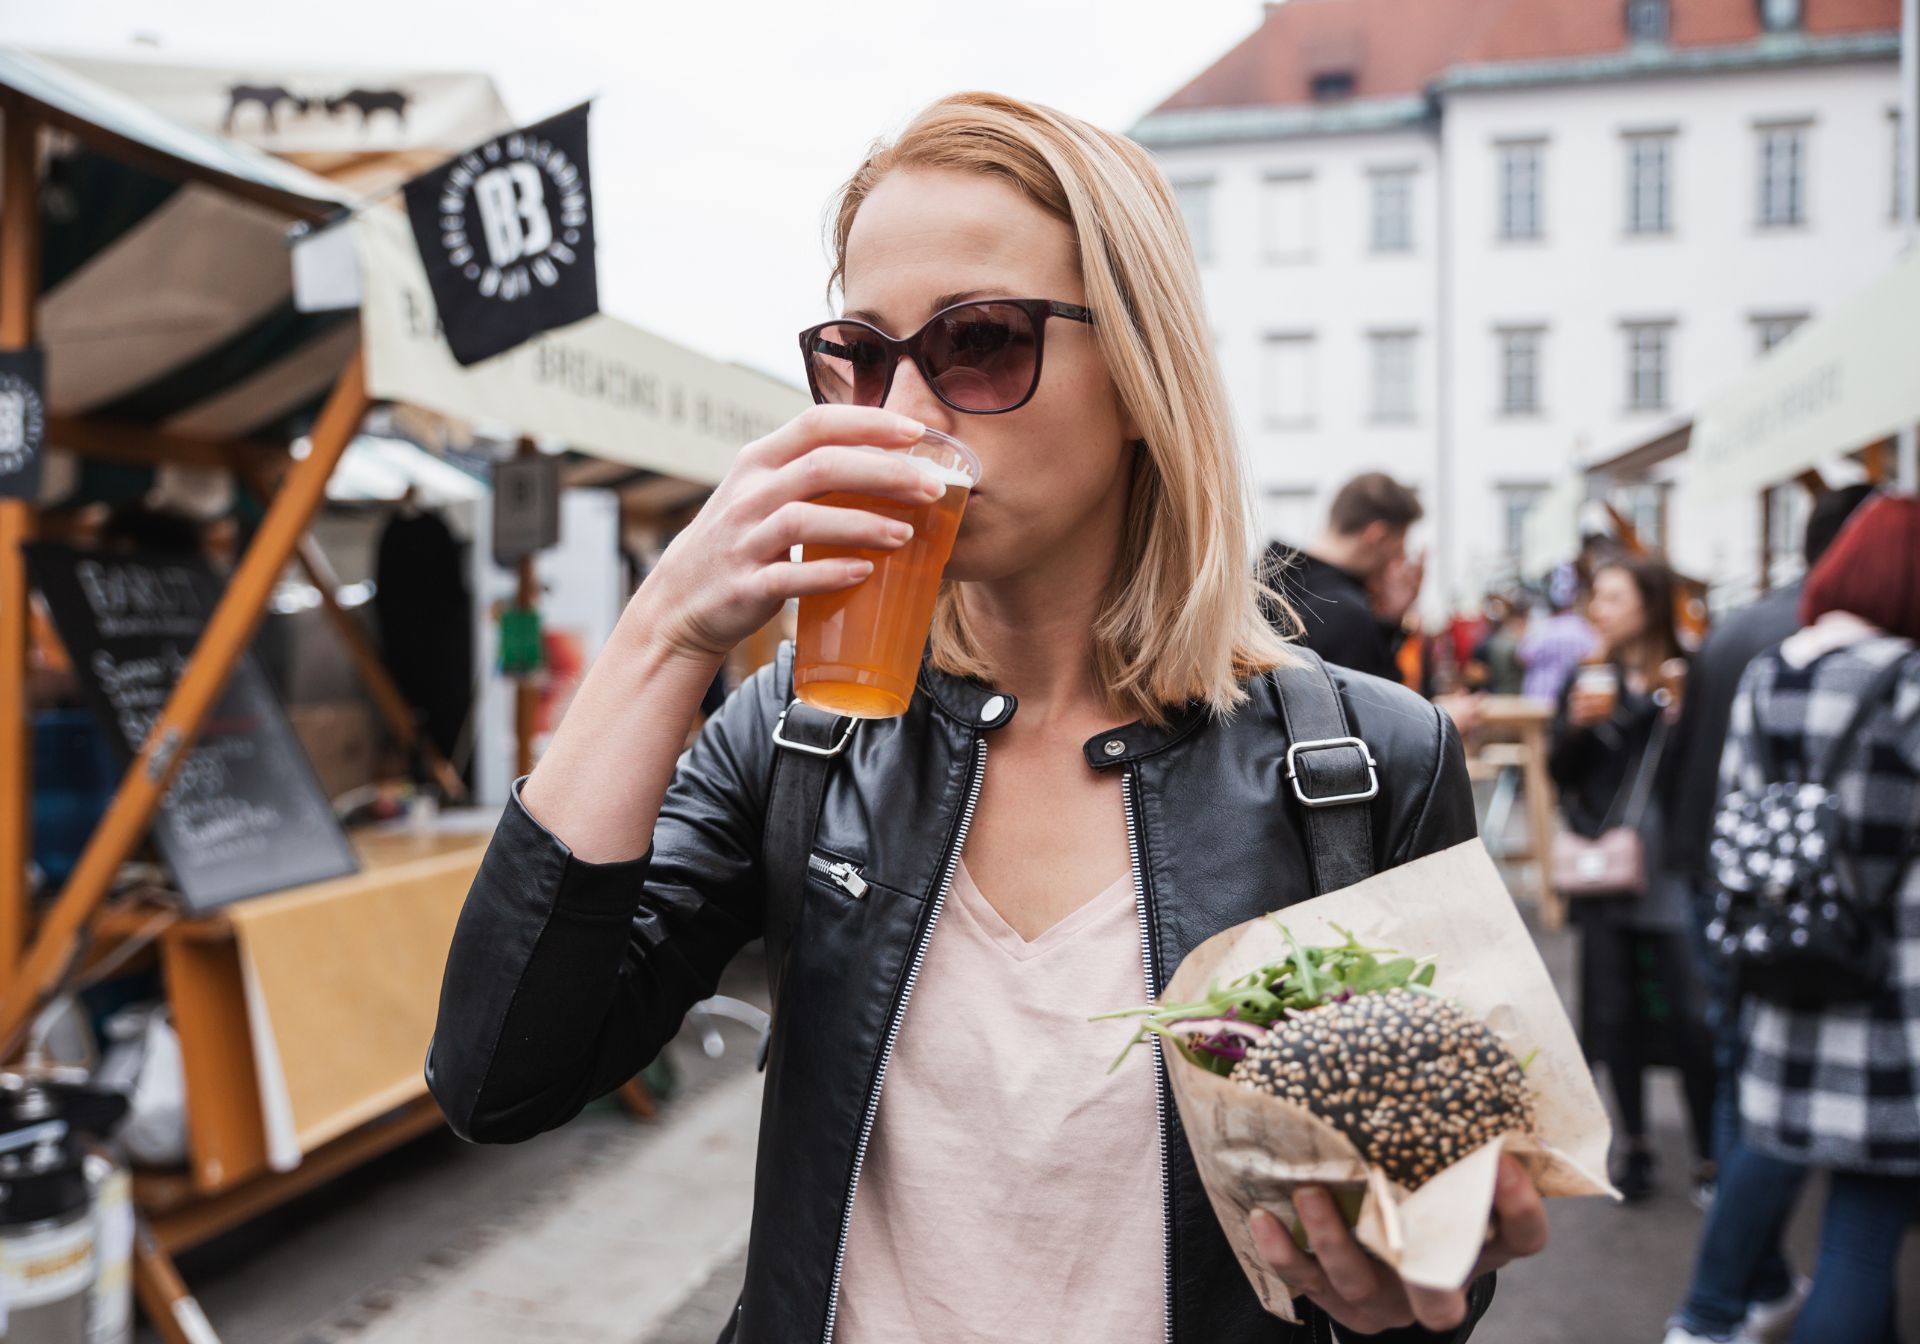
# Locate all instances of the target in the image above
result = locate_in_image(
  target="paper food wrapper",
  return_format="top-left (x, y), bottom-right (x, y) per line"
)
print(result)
top-left (1156, 839), bottom-right (1616, 1324)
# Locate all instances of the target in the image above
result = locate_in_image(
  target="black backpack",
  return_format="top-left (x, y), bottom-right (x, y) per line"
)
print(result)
top-left (1705, 648), bottom-right (1914, 1007)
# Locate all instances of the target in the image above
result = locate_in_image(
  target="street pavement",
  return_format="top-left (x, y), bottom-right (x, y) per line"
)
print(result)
top-left (144, 913), bottom-right (1920, 1344)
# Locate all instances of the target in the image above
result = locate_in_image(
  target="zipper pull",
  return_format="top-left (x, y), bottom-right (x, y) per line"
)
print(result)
top-left (808, 853), bottom-right (869, 898)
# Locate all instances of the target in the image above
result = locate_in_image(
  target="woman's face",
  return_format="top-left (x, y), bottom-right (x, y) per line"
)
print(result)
top-left (837, 166), bottom-right (1137, 583)
top-left (1587, 567), bottom-right (1647, 652)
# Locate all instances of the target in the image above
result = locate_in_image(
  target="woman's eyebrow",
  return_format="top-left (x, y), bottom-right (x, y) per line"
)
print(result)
top-left (842, 289), bottom-right (998, 327)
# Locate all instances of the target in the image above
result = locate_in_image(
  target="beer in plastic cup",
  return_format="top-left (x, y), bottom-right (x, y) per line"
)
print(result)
top-left (794, 428), bottom-right (980, 719)
top-left (1574, 663), bottom-right (1619, 719)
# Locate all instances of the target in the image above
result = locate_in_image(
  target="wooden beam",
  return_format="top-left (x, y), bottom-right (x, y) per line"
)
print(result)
top-left (0, 86), bottom-right (334, 224)
top-left (45, 415), bottom-right (264, 471)
top-left (0, 106), bottom-right (40, 984)
top-left (0, 354), bottom-right (369, 1060)
top-left (1793, 468), bottom-right (1831, 500)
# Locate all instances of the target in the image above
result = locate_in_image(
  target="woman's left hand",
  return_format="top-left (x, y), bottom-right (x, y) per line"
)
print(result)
top-left (1246, 1154), bottom-right (1549, 1336)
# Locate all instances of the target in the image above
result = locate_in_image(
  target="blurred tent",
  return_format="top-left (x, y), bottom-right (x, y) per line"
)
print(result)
top-left (8, 47), bottom-right (804, 506)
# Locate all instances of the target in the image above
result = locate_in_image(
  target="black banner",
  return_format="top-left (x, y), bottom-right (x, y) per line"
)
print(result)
top-left (0, 347), bottom-right (47, 500)
top-left (404, 102), bottom-right (599, 367)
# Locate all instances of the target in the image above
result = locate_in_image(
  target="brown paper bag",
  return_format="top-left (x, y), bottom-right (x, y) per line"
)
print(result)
top-left (1151, 839), bottom-right (1616, 1324)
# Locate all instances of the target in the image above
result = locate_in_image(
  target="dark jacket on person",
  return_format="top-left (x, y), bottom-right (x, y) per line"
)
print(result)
top-left (1548, 658), bottom-right (1692, 932)
top-left (1663, 587), bottom-right (1801, 880)
top-left (1267, 543), bottom-right (1405, 684)
top-left (427, 642), bottom-right (1492, 1344)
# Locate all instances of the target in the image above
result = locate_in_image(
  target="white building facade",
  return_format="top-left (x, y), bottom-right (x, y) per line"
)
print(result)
top-left (1133, 5), bottom-right (1905, 607)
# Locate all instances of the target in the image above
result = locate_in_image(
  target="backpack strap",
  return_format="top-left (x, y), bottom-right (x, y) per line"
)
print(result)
top-left (1272, 648), bottom-right (1379, 895)
top-left (1815, 646), bottom-right (1915, 787)
top-left (761, 650), bottom-right (857, 1025)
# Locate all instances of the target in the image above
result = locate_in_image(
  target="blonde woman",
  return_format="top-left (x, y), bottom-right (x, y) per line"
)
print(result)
top-left (429, 93), bottom-right (1546, 1343)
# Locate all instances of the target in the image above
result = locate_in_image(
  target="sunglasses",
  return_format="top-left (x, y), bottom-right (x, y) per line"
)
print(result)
top-left (798, 297), bottom-right (1094, 416)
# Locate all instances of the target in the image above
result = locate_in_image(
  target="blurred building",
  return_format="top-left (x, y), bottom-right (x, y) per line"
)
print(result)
top-left (1132, 0), bottom-right (1904, 605)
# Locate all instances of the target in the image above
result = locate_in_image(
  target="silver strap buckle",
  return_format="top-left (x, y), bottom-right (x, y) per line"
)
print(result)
top-left (1285, 736), bottom-right (1379, 808)
top-left (772, 700), bottom-right (858, 758)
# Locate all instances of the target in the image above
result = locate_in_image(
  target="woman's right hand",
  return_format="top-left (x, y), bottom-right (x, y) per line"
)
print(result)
top-left (630, 405), bottom-right (949, 660)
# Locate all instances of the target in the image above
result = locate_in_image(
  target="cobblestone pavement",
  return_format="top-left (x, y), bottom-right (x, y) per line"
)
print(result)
top-left (141, 920), bottom-right (1920, 1344)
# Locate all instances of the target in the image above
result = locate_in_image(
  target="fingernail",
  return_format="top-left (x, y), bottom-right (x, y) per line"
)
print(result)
top-left (893, 415), bottom-right (925, 437)
top-left (848, 559), bottom-right (874, 578)
top-left (890, 522), bottom-right (914, 542)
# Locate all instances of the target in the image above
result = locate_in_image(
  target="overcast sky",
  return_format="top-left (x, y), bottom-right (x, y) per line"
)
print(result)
top-left (2, 0), bottom-right (1263, 385)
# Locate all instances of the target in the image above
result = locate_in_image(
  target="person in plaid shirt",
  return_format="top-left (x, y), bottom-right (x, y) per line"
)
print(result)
top-left (1666, 493), bottom-right (1920, 1344)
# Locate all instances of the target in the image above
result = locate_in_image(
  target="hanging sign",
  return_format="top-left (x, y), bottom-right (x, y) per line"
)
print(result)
top-left (0, 348), bottom-right (47, 501)
top-left (403, 102), bottom-right (598, 367)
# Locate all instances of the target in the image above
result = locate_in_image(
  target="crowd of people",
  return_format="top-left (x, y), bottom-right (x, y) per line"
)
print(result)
top-left (1274, 475), bottom-right (1919, 1344)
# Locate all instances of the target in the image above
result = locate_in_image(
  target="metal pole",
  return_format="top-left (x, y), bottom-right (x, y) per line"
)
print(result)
top-left (1899, 0), bottom-right (1918, 486)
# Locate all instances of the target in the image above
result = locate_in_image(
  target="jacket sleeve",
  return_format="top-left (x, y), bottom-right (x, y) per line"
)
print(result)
top-left (425, 653), bottom-right (786, 1143)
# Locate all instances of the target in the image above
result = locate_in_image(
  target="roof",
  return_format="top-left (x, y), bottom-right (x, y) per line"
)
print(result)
top-left (1147, 0), bottom-right (1898, 115)
top-left (1151, 0), bottom-right (1510, 112)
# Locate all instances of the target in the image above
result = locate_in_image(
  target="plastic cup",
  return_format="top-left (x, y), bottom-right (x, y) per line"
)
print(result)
top-left (794, 428), bottom-right (980, 718)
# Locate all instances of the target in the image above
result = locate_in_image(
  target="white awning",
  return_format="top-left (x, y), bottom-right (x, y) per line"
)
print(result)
top-left (1519, 472), bottom-right (1587, 579)
top-left (354, 208), bottom-right (805, 485)
top-left (1686, 245), bottom-right (1920, 499)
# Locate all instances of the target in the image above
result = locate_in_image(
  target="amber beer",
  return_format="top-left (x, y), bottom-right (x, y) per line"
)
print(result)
top-left (795, 429), bottom-right (981, 718)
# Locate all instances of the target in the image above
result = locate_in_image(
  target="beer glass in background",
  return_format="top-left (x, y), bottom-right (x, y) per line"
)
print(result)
top-left (1573, 663), bottom-right (1620, 721)
top-left (795, 429), bottom-right (980, 718)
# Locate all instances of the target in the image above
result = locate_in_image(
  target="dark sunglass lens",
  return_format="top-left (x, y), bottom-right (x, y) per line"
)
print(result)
top-left (806, 324), bottom-right (891, 405)
top-left (922, 303), bottom-right (1038, 411)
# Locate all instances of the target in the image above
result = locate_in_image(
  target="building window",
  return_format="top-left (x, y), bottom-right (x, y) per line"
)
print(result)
top-left (1624, 322), bottom-right (1673, 411)
top-left (1752, 312), bottom-right (1808, 353)
top-left (1499, 484), bottom-right (1551, 565)
top-left (1758, 0), bottom-right (1802, 32)
top-left (1262, 334), bottom-right (1316, 428)
top-left (1626, 0), bottom-right (1669, 42)
top-left (1497, 327), bottom-right (1544, 415)
top-left (1263, 486), bottom-right (1319, 545)
top-left (1757, 124), bottom-right (1807, 228)
top-left (1498, 141), bottom-right (1545, 241)
top-left (1370, 169), bottom-right (1414, 252)
top-left (1765, 482), bottom-right (1812, 587)
top-left (1624, 133), bottom-right (1673, 234)
top-left (1311, 70), bottom-right (1356, 101)
top-left (1369, 332), bottom-right (1417, 423)
top-left (1172, 180), bottom-right (1214, 264)
top-left (1614, 482), bottom-right (1670, 552)
top-left (1263, 175), bottom-right (1314, 263)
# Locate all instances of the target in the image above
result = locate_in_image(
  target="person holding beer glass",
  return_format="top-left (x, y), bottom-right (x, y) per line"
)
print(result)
top-left (1549, 557), bottom-right (1716, 1204)
top-left (429, 92), bottom-right (1545, 1344)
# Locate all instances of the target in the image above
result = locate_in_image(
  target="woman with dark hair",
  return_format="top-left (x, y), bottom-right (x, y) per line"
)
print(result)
top-left (1549, 555), bottom-right (1717, 1202)
top-left (1665, 494), bottom-right (1920, 1344)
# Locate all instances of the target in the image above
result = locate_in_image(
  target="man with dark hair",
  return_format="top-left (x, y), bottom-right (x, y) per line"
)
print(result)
top-left (1265, 472), bottom-right (1425, 683)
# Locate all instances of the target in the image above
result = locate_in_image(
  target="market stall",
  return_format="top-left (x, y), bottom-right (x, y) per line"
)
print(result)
top-left (0, 48), bottom-right (802, 1342)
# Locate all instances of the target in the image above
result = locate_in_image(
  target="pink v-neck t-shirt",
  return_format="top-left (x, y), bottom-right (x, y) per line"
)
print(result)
top-left (834, 857), bottom-right (1166, 1342)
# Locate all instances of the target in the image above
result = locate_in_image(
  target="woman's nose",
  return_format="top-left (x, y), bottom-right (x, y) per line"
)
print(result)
top-left (883, 354), bottom-right (953, 429)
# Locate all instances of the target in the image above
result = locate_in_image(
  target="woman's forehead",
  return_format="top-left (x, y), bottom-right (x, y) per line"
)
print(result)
top-left (842, 168), bottom-right (1078, 325)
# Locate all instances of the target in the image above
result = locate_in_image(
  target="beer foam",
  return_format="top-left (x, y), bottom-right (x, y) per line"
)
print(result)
top-left (841, 442), bottom-right (976, 489)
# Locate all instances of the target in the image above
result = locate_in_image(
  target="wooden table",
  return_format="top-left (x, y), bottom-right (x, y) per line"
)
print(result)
top-left (1473, 696), bottom-right (1563, 929)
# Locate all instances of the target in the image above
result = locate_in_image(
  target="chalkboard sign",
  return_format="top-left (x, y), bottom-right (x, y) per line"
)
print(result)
top-left (27, 544), bottom-right (359, 914)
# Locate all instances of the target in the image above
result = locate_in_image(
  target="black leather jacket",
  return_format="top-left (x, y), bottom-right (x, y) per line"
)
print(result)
top-left (427, 645), bottom-right (1493, 1344)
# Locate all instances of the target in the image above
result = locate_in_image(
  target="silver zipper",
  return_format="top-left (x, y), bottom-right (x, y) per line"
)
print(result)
top-left (820, 736), bottom-right (988, 1344)
top-left (1122, 769), bottom-right (1175, 1344)
top-left (807, 852), bottom-right (869, 898)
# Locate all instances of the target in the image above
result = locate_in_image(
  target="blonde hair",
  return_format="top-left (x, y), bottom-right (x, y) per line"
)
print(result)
top-left (828, 91), bottom-right (1298, 726)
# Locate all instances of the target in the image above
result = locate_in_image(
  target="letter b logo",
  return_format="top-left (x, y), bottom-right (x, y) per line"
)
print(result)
top-left (473, 163), bottom-right (553, 267)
